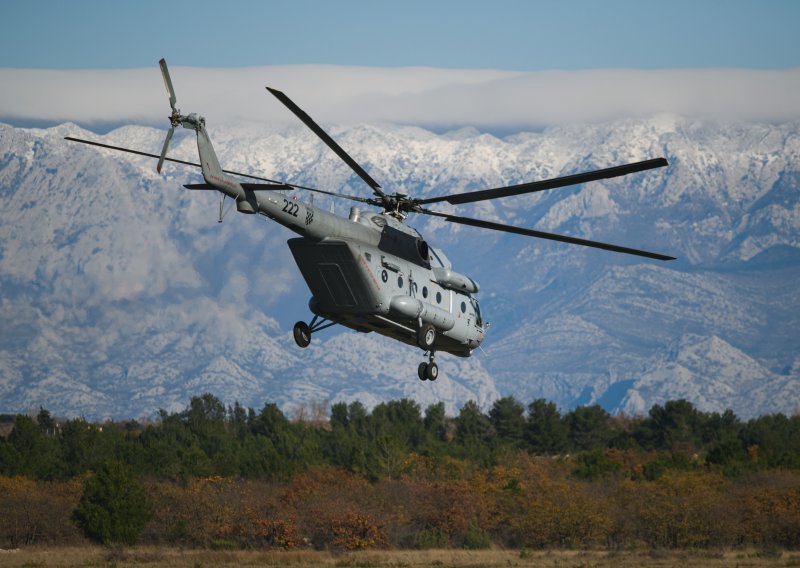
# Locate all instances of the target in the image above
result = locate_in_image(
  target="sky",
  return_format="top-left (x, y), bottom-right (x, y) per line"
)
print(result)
top-left (2, 0), bottom-right (800, 70)
top-left (1, 0), bottom-right (800, 130)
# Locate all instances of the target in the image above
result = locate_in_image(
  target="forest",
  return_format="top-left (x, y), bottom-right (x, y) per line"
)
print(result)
top-left (1, 394), bottom-right (799, 551)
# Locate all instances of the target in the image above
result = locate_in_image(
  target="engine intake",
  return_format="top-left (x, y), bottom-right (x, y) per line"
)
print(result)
top-left (432, 268), bottom-right (479, 293)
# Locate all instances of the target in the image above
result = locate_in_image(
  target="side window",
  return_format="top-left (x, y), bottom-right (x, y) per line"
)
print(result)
top-left (422, 286), bottom-right (428, 299)
top-left (436, 291), bottom-right (442, 304)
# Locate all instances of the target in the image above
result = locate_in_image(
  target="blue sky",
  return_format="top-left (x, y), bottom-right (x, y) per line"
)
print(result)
top-left (2, 1), bottom-right (799, 129)
top-left (2, 0), bottom-right (799, 70)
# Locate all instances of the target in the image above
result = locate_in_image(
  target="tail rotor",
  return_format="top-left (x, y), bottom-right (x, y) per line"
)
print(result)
top-left (157, 58), bottom-right (181, 174)
top-left (160, 58), bottom-right (177, 110)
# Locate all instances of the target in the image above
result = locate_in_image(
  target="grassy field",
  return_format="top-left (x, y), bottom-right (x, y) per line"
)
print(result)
top-left (0, 547), bottom-right (798, 567)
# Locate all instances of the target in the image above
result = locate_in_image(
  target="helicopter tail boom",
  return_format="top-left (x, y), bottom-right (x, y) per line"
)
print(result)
top-left (154, 58), bottom-right (256, 211)
top-left (195, 124), bottom-right (246, 198)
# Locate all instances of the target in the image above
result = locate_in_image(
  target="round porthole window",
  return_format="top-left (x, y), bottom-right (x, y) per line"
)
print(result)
top-left (460, 301), bottom-right (466, 313)
top-left (422, 286), bottom-right (428, 298)
top-left (381, 270), bottom-right (388, 283)
top-left (436, 291), bottom-right (442, 304)
top-left (398, 276), bottom-right (404, 289)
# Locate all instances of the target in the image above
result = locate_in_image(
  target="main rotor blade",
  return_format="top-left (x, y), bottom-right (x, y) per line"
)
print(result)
top-left (184, 182), bottom-right (375, 205)
top-left (65, 135), bottom-right (370, 202)
top-left (283, 185), bottom-right (376, 204)
top-left (266, 87), bottom-right (385, 199)
top-left (420, 209), bottom-right (675, 261)
top-left (185, 182), bottom-right (292, 191)
top-left (66, 136), bottom-right (298, 187)
top-left (159, 58), bottom-right (177, 110)
top-left (417, 158), bottom-right (669, 206)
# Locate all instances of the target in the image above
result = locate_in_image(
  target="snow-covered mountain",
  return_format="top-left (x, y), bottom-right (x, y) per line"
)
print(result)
top-left (1, 116), bottom-right (798, 420)
top-left (617, 334), bottom-right (800, 417)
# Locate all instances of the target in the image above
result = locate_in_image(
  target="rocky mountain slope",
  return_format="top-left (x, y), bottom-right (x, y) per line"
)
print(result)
top-left (1, 116), bottom-right (798, 419)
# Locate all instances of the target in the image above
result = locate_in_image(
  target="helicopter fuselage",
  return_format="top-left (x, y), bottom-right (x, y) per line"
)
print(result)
top-left (195, 124), bottom-right (485, 356)
top-left (286, 208), bottom-right (484, 357)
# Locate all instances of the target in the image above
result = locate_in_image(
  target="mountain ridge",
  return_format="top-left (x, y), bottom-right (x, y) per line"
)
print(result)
top-left (1, 117), bottom-right (798, 419)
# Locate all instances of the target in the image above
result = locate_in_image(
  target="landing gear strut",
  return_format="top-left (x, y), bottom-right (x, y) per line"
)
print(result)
top-left (417, 351), bottom-right (438, 381)
top-left (292, 315), bottom-right (336, 348)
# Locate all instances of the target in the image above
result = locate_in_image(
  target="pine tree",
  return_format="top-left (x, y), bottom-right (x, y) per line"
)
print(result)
top-left (72, 460), bottom-right (151, 545)
top-left (526, 399), bottom-right (568, 454)
top-left (489, 396), bottom-right (526, 447)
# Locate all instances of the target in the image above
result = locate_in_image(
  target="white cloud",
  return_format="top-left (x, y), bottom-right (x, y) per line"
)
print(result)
top-left (2, 65), bottom-right (799, 129)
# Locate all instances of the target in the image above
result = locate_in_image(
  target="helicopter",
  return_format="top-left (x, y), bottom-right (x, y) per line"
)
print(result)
top-left (66, 59), bottom-right (675, 382)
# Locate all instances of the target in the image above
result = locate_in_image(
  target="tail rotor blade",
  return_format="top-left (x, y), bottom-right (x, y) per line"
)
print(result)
top-left (159, 58), bottom-right (177, 110)
top-left (157, 126), bottom-right (175, 173)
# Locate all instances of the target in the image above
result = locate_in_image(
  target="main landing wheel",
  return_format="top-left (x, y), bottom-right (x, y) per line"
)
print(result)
top-left (418, 362), bottom-right (438, 381)
top-left (417, 324), bottom-right (436, 350)
top-left (418, 350), bottom-right (439, 382)
top-left (293, 321), bottom-right (311, 348)
top-left (425, 361), bottom-right (438, 381)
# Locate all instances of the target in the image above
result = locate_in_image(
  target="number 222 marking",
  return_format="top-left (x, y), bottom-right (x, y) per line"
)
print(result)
top-left (282, 199), bottom-right (299, 217)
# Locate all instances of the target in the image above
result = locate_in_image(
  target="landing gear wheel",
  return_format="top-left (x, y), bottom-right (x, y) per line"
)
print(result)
top-left (425, 361), bottom-right (438, 381)
top-left (293, 321), bottom-right (311, 348)
top-left (418, 362), bottom-right (428, 381)
top-left (417, 324), bottom-right (436, 350)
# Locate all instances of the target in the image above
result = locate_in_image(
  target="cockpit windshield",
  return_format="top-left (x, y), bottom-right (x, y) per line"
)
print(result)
top-left (429, 247), bottom-right (452, 269)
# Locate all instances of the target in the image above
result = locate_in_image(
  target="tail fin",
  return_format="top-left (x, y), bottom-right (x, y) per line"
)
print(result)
top-left (194, 120), bottom-right (257, 213)
top-left (195, 123), bottom-right (226, 183)
top-left (194, 123), bottom-right (255, 212)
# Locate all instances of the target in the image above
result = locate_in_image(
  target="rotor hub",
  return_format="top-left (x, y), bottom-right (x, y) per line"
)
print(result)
top-left (377, 193), bottom-right (423, 219)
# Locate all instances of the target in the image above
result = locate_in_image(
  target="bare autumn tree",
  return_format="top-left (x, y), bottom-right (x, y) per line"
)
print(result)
top-left (0, 476), bottom-right (83, 547)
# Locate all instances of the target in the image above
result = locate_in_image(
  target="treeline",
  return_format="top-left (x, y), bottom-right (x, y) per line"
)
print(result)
top-left (1, 395), bottom-right (799, 550)
top-left (2, 395), bottom-right (800, 481)
top-left (2, 453), bottom-right (800, 550)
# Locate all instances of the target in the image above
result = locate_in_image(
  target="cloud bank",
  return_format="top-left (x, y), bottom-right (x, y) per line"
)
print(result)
top-left (2, 65), bottom-right (799, 130)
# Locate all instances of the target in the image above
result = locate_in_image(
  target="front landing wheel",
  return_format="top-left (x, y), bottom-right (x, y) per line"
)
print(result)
top-left (293, 321), bottom-right (311, 348)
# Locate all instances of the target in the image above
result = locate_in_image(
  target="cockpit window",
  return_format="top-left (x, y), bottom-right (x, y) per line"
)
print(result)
top-left (471, 297), bottom-right (483, 328)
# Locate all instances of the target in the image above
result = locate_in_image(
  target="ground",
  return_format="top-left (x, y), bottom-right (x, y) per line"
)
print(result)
top-left (0, 547), bottom-right (796, 567)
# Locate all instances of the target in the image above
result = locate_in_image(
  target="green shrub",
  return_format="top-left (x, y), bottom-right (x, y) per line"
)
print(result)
top-left (72, 460), bottom-right (151, 545)
top-left (415, 527), bottom-right (448, 549)
top-left (572, 449), bottom-right (621, 480)
top-left (209, 538), bottom-right (240, 550)
top-left (462, 518), bottom-right (490, 550)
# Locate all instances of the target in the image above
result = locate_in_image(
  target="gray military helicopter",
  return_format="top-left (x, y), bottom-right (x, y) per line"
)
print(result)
top-left (66, 59), bottom-right (675, 382)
